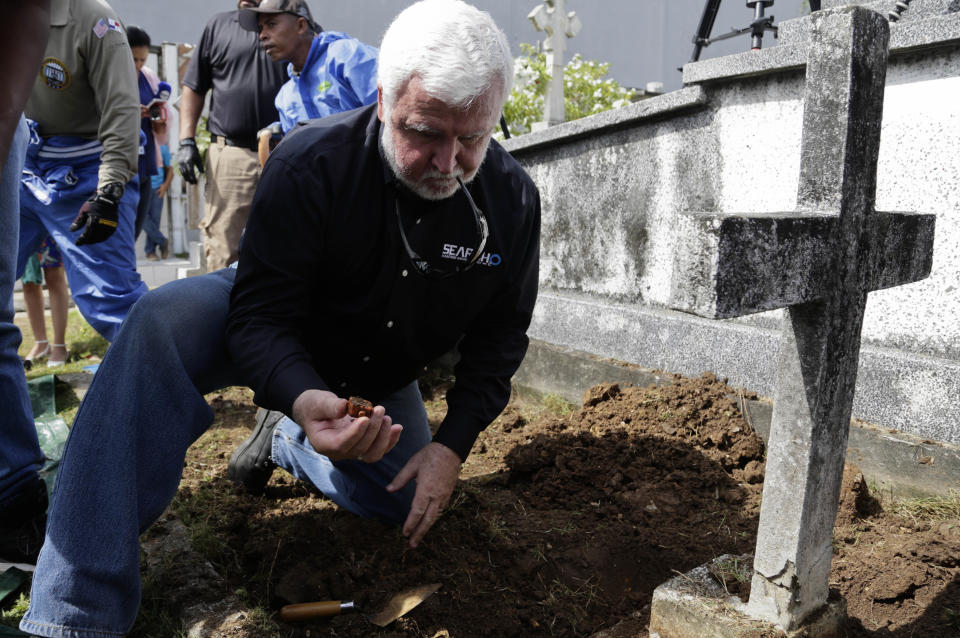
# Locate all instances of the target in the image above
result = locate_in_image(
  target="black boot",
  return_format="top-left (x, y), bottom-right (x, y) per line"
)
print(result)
top-left (0, 476), bottom-right (48, 564)
top-left (227, 408), bottom-right (283, 494)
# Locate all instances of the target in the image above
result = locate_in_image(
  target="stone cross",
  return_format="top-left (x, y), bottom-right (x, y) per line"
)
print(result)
top-left (528, 0), bottom-right (582, 127)
top-left (669, 6), bottom-right (935, 631)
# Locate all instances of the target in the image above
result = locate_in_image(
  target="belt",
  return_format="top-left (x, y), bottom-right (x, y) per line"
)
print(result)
top-left (210, 134), bottom-right (257, 152)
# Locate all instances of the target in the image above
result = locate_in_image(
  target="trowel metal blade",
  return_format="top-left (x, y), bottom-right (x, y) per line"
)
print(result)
top-left (367, 582), bottom-right (442, 627)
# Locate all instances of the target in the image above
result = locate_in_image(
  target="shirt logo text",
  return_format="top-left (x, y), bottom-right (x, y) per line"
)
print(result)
top-left (441, 244), bottom-right (501, 267)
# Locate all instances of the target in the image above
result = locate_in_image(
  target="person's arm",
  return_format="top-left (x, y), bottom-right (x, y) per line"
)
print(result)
top-left (226, 154), bottom-right (329, 412)
top-left (156, 164), bottom-right (173, 198)
top-left (177, 20), bottom-right (215, 183)
top-left (65, 8), bottom-right (139, 245)
top-left (388, 181), bottom-right (542, 548)
top-left (0, 0), bottom-right (50, 177)
top-left (84, 12), bottom-right (139, 188)
top-left (178, 85), bottom-right (205, 141)
top-left (175, 86), bottom-right (205, 183)
top-left (436, 186), bottom-right (542, 460)
top-left (226, 149), bottom-right (401, 463)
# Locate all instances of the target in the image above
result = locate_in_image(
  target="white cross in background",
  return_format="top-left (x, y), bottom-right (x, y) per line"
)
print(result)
top-left (528, 0), bottom-right (582, 128)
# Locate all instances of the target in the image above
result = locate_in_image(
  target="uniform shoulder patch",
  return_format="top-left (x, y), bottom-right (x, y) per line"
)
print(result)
top-left (93, 17), bottom-right (122, 38)
top-left (40, 57), bottom-right (71, 91)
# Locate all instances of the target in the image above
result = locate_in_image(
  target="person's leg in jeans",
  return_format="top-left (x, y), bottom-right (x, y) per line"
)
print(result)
top-left (134, 174), bottom-right (152, 239)
top-left (0, 117), bottom-right (47, 562)
top-left (21, 268), bottom-right (244, 638)
top-left (270, 380), bottom-right (432, 524)
top-left (142, 189), bottom-right (167, 258)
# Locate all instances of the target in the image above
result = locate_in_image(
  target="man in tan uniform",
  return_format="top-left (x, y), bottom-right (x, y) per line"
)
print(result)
top-left (18, 0), bottom-right (148, 341)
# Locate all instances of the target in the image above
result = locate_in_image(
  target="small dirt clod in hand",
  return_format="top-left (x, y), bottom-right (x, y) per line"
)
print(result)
top-left (347, 396), bottom-right (373, 418)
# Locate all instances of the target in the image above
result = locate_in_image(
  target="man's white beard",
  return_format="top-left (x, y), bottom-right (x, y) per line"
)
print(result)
top-left (381, 118), bottom-right (488, 201)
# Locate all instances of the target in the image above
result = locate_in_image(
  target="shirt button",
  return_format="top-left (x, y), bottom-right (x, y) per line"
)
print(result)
top-left (362, 356), bottom-right (370, 362)
top-left (339, 382), bottom-right (347, 388)
top-left (401, 269), bottom-right (408, 277)
top-left (386, 320), bottom-right (394, 328)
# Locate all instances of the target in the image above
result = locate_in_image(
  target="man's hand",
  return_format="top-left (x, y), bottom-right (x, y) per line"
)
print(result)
top-left (387, 442), bottom-right (462, 548)
top-left (176, 137), bottom-right (203, 184)
top-left (69, 182), bottom-right (123, 246)
top-left (292, 389), bottom-right (403, 463)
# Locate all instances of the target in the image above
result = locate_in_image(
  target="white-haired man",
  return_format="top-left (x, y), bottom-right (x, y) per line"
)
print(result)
top-left (21, 1), bottom-right (540, 636)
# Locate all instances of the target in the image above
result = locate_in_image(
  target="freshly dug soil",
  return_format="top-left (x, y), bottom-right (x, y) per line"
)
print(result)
top-left (134, 372), bottom-right (960, 637)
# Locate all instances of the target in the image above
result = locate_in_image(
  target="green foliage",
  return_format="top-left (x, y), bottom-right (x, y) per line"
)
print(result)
top-left (500, 43), bottom-right (635, 138)
top-left (196, 115), bottom-right (211, 164)
top-left (0, 593), bottom-right (30, 627)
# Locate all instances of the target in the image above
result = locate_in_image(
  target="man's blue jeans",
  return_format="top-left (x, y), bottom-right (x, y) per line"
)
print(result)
top-left (22, 267), bottom-right (431, 637)
top-left (141, 190), bottom-right (167, 257)
top-left (0, 117), bottom-right (44, 503)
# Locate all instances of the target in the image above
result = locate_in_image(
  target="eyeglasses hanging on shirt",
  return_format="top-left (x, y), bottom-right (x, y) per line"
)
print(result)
top-left (395, 176), bottom-right (489, 280)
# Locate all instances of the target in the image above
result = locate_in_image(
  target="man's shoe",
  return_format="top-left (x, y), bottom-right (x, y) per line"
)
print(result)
top-left (0, 477), bottom-right (48, 564)
top-left (160, 242), bottom-right (170, 259)
top-left (228, 408), bottom-right (283, 494)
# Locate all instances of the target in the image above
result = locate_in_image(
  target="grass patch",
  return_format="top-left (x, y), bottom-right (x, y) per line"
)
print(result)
top-left (709, 555), bottom-right (752, 595)
top-left (888, 490), bottom-right (960, 524)
top-left (19, 308), bottom-right (108, 380)
top-left (541, 393), bottom-right (576, 417)
top-left (16, 309), bottom-right (107, 428)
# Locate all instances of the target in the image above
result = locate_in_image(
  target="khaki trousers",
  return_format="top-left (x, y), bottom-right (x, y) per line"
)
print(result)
top-left (201, 140), bottom-right (260, 271)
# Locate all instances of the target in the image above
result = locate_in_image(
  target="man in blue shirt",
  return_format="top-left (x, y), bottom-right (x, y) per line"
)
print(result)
top-left (239, 0), bottom-right (378, 134)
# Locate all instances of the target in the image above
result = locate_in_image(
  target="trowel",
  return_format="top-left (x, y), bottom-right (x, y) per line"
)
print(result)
top-left (278, 583), bottom-right (441, 627)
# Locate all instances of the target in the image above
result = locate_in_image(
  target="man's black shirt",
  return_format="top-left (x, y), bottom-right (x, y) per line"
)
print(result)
top-left (226, 104), bottom-right (541, 460)
top-left (182, 11), bottom-right (287, 140)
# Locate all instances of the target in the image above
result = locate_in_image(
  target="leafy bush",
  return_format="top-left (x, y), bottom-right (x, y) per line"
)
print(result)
top-left (500, 43), bottom-right (636, 138)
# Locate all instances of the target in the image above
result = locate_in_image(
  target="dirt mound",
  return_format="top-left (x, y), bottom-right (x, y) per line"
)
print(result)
top-left (130, 374), bottom-right (960, 637)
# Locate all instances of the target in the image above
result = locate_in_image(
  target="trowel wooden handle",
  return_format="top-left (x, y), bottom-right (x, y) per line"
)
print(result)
top-left (279, 600), bottom-right (354, 622)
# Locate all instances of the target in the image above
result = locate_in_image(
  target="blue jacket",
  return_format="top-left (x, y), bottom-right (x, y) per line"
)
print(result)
top-left (275, 32), bottom-right (378, 133)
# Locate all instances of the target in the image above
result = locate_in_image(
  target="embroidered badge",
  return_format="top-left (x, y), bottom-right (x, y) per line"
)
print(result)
top-left (107, 18), bottom-right (122, 32)
top-left (40, 57), bottom-right (71, 90)
top-left (93, 18), bottom-right (108, 38)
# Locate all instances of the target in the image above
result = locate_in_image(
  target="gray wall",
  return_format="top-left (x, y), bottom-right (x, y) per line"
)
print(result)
top-left (109, 0), bottom-right (813, 92)
top-left (501, 9), bottom-right (960, 447)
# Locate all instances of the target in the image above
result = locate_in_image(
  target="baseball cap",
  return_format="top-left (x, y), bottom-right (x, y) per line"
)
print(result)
top-left (239, 0), bottom-right (316, 32)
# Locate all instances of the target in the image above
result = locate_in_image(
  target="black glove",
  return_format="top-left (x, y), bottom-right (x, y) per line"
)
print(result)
top-left (69, 182), bottom-right (123, 246)
top-left (176, 137), bottom-right (203, 184)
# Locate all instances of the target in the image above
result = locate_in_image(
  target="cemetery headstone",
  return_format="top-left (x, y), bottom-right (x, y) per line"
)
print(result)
top-left (527, 0), bottom-right (581, 129)
top-left (669, 5), bottom-right (935, 630)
